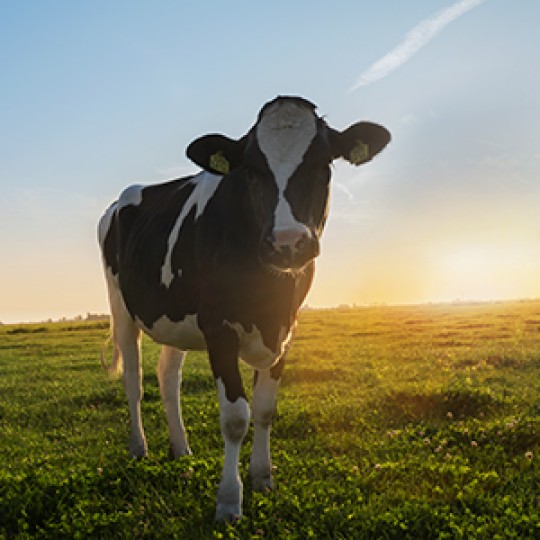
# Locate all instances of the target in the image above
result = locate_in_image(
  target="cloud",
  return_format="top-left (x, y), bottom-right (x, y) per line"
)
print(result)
top-left (349, 0), bottom-right (488, 91)
top-left (334, 180), bottom-right (355, 202)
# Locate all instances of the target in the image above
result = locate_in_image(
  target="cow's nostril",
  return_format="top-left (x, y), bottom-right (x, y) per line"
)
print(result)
top-left (272, 226), bottom-right (311, 251)
top-left (296, 234), bottom-right (309, 251)
top-left (261, 226), bottom-right (319, 270)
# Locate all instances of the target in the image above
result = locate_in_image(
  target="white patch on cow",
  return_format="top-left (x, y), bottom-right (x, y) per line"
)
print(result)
top-left (224, 321), bottom-right (292, 370)
top-left (97, 202), bottom-right (118, 248)
top-left (256, 101), bottom-right (317, 232)
top-left (118, 184), bottom-right (144, 210)
top-left (161, 171), bottom-right (223, 287)
top-left (216, 378), bottom-right (251, 437)
top-left (215, 378), bottom-right (250, 520)
top-left (138, 313), bottom-right (206, 350)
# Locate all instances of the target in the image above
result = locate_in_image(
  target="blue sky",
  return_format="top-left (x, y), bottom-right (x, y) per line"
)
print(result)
top-left (1, 0), bottom-right (539, 322)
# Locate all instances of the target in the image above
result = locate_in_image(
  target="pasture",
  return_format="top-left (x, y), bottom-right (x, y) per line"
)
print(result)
top-left (1, 301), bottom-right (539, 539)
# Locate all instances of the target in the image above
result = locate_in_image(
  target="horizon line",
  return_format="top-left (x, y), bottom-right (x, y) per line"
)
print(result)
top-left (3, 296), bottom-right (539, 325)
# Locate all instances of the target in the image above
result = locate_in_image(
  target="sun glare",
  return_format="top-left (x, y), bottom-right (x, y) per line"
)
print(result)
top-left (437, 247), bottom-right (499, 300)
top-left (433, 244), bottom-right (537, 302)
top-left (307, 237), bottom-right (540, 309)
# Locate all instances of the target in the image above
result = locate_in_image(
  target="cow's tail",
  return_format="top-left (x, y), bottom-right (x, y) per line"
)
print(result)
top-left (101, 332), bottom-right (123, 379)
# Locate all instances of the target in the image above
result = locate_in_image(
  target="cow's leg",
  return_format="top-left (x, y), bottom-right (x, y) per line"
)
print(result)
top-left (215, 374), bottom-right (250, 521)
top-left (122, 329), bottom-right (147, 458)
top-left (157, 345), bottom-right (191, 458)
top-left (207, 330), bottom-right (250, 522)
top-left (250, 355), bottom-right (285, 491)
top-left (104, 272), bottom-right (147, 458)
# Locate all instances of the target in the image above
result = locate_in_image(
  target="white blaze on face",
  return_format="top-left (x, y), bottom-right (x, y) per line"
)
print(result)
top-left (256, 102), bottom-right (317, 235)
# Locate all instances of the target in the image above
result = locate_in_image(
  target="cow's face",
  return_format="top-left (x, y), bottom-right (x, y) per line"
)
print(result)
top-left (187, 96), bottom-right (391, 274)
top-left (242, 98), bottom-right (331, 271)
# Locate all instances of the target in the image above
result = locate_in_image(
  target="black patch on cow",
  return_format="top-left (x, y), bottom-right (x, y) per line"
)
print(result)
top-left (102, 204), bottom-right (119, 275)
top-left (115, 177), bottom-right (200, 326)
top-left (282, 130), bottom-right (333, 231)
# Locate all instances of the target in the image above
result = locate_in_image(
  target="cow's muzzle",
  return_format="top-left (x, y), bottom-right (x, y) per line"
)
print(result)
top-left (260, 225), bottom-right (320, 271)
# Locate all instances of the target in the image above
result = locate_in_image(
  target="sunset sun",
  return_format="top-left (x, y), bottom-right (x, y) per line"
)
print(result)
top-left (432, 243), bottom-right (537, 303)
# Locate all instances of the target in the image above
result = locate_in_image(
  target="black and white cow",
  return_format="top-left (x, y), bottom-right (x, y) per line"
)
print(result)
top-left (98, 96), bottom-right (390, 521)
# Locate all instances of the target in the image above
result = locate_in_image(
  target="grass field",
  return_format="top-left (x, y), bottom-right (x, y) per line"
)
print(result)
top-left (1, 301), bottom-right (539, 539)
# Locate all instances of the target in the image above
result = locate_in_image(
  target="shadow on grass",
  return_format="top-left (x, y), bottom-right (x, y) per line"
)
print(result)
top-left (69, 388), bottom-right (125, 410)
top-left (282, 367), bottom-right (343, 385)
top-left (381, 385), bottom-right (507, 423)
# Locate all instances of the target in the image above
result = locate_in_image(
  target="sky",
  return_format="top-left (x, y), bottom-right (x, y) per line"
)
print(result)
top-left (1, 0), bottom-right (539, 323)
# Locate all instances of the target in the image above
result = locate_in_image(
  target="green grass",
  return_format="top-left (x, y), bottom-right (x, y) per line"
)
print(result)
top-left (1, 302), bottom-right (539, 538)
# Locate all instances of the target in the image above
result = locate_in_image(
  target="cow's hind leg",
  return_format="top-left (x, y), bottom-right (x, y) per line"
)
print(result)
top-left (123, 328), bottom-right (147, 458)
top-left (250, 356), bottom-right (285, 491)
top-left (157, 346), bottom-right (191, 458)
top-left (105, 272), bottom-right (147, 458)
top-left (116, 320), bottom-right (147, 458)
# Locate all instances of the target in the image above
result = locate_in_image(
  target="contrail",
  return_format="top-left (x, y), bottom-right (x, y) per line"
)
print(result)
top-left (349, 0), bottom-right (488, 91)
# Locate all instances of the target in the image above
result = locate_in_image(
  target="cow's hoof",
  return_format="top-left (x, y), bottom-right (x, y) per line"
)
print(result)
top-left (215, 504), bottom-right (242, 523)
top-left (130, 450), bottom-right (148, 460)
top-left (168, 443), bottom-right (192, 460)
top-left (250, 465), bottom-right (273, 492)
top-left (129, 438), bottom-right (148, 459)
top-left (251, 474), bottom-right (273, 492)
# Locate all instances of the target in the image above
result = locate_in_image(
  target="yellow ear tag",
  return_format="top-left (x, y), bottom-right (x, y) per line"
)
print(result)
top-left (349, 140), bottom-right (370, 165)
top-left (209, 151), bottom-right (230, 174)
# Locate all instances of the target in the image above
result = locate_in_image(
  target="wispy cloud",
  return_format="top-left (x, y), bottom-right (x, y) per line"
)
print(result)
top-left (334, 181), bottom-right (355, 202)
top-left (349, 0), bottom-right (488, 91)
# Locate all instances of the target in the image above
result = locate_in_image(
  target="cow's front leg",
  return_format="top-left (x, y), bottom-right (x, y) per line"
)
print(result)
top-left (207, 330), bottom-right (250, 522)
top-left (250, 355), bottom-right (285, 491)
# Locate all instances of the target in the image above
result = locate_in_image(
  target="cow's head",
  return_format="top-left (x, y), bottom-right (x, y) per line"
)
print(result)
top-left (187, 96), bottom-right (391, 273)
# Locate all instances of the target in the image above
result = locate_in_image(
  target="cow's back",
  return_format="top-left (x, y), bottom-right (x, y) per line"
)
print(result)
top-left (99, 173), bottom-right (223, 333)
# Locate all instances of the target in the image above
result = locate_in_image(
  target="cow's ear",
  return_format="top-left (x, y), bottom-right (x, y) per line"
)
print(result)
top-left (186, 134), bottom-right (246, 175)
top-left (329, 122), bottom-right (391, 166)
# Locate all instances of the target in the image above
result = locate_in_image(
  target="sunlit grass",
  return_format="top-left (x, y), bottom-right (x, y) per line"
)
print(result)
top-left (1, 302), bottom-right (539, 538)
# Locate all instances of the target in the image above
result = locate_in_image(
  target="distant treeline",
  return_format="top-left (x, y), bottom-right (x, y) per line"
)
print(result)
top-left (0, 313), bottom-right (110, 326)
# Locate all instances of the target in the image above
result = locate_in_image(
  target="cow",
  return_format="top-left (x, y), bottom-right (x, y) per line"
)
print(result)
top-left (98, 96), bottom-right (390, 521)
